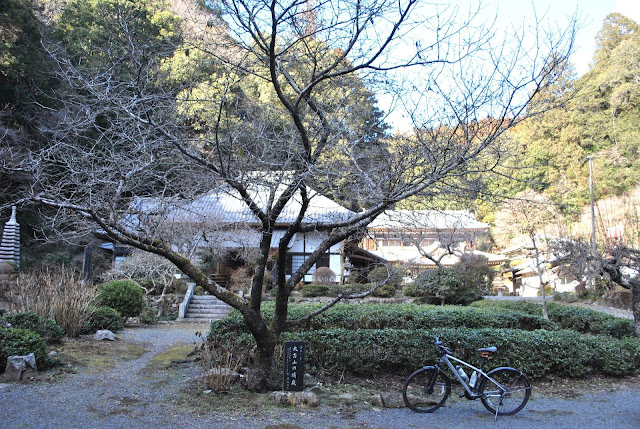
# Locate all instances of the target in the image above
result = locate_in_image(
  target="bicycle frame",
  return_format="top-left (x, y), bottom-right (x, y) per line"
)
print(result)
top-left (404, 337), bottom-right (531, 419)
top-left (434, 353), bottom-right (503, 399)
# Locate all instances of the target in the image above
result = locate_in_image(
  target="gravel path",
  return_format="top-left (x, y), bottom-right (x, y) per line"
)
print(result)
top-left (0, 323), bottom-right (209, 428)
top-left (1, 319), bottom-right (640, 428)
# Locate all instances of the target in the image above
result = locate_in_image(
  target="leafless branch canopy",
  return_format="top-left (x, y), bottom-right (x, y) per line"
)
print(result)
top-left (22, 0), bottom-right (579, 384)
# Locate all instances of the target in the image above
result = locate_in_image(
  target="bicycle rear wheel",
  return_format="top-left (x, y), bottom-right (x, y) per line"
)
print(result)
top-left (479, 367), bottom-right (531, 415)
top-left (402, 366), bottom-right (451, 413)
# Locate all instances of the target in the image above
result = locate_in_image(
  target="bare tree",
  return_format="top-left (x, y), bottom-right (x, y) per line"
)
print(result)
top-left (498, 190), bottom-right (566, 319)
top-left (550, 195), bottom-right (640, 336)
top-left (600, 245), bottom-right (640, 336)
top-left (25, 0), bottom-right (577, 390)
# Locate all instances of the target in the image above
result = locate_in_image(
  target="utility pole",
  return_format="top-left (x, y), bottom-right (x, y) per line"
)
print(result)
top-left (588, 156), bottom-right (597, 256)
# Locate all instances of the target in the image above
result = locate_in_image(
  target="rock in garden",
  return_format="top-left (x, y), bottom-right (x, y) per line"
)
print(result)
top-left (370, 391), bottom-right (405, 408)
top-left (94, 330), bottom-right (116, 341)
top-left (309, 385), bottom-right (323, 395)
top-left (202, 367), bottom-right (241, 389)
top-left (303, 373), bottom-right (316, 387)
top-left (2, 353), bottom-right (38, 382)
top-left (380, 391), bottom-right (405, 408)
top-left (337, 392), bottom-right (354, 402)
top-left (370, 394), bottom-right (384, 408)
top-left (269, 391), bottom-right (319, 408)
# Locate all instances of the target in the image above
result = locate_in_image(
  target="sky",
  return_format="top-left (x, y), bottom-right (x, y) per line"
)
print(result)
top-left (484, 0), bottom-right (640, 77)
top-left (383, 0), bottom-right (640, 131)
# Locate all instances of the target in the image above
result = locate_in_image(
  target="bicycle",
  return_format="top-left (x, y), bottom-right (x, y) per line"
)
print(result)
top-left (402, 337), bottom-right (531, 418)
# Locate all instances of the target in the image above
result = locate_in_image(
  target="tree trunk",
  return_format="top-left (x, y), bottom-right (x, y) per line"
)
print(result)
top-left (246, 342), bottom-right (276, 392)
top-left (531, 233), bottom-right (549, 320)
top-left (633, 283), bottom-right (640, 338)
top-left (238, 303), bottom-right (277, 391)
top-left (600, 257), bottom-right (640, 337)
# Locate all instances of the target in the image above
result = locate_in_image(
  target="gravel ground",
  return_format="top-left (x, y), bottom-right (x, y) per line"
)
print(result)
top-left (1, 316), bottom-right (640, 428)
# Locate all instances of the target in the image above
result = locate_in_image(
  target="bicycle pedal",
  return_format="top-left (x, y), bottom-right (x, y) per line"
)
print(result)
top-left (457, 392), bottom-right (465, 398)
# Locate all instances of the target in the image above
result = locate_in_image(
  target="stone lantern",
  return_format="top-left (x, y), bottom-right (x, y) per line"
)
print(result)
top-left (0, 206), bottom-right (20, 269)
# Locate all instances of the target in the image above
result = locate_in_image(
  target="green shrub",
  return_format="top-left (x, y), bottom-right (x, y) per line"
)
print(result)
top-left (470, 300), bottom-right (634, 338)
top-left (301, 283), bottom-right (333, 297)
top-left (408, 267), bottom-right (483, 305)
top-left (373, 283), bottom-right (396, 298)
top-left (300, 283), bottom-right (375, 298)
top-left (470, 300), bottom-right (543, 313)
top-left (98, 280), bottom-right (145, 318)
top-left (3, 311), bottom-right (65, 344)
top-left (82, 306), bottom-right (124, 333)
top-left (139, 307), bottom-right (157, 325)
top-left (553, 292), bottom-right (580, 303)
top-left (0, 328), bottom-right (48, 371)
top-left (367, 265), bottom-right (404, 288)
top-left (336, 283), bottom-right (371, 295)
top-left (407, 256), bottom-right (494, 305)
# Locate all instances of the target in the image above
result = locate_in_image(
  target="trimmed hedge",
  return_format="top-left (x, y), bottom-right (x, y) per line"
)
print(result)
top-left (211, 303), bottom-right (558, 336)
top-left (0, 328), bottom-right (48, 372)
top-left (470, 300), bottom-right (634, 338)
top-left (211, 327), bottom-right (640, 379)
top-left (301, 283), bottom-right (369, 297)
top-left (210, 302), bottom-right (640, 380)
top-left (300, 283), bottom-right (396, 298)
top-left (303, 328), bottom-right (640, 378)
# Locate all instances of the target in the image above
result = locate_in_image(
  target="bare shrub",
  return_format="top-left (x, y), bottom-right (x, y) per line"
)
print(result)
top-left (198, 334), bottom-right (249, 393)
top-left (313, 267), bottom-right (336, 284)
top-left (6, 267), bottom-right (97, 337)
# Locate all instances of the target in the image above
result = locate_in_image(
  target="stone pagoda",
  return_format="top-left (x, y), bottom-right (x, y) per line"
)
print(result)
top-left (0, 206), bottom-right (20, 269)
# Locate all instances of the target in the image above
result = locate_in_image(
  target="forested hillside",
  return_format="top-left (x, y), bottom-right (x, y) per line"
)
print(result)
top-left (483, 12), bottom-right (640, 251)
top-left (3, 2), bottom-right (633, 255)
top-left (504, 13), bottom-right (640, 210)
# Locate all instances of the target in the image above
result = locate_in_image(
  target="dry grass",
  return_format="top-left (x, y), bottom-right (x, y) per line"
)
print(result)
top-left (5, 267), bottom-right (98, 337)
top-left (56, 337), bottom-right (148, 373)
top-left (197, 334), bottom-right (250, 393)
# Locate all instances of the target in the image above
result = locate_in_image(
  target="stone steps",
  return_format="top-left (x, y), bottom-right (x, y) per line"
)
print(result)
top-left (183, 295), bottom-right (232, 322)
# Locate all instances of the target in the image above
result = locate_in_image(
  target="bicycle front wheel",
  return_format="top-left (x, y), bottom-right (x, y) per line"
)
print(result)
top-left (479, 367), bottom-right (531, 416)
top-left (402, 366), bottom-right (451, 413)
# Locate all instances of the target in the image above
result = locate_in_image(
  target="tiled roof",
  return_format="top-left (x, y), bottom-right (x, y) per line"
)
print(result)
top-left (369, 210), bottom-right (488, 231)
top-left (132, 184), bottom-right (354, 226)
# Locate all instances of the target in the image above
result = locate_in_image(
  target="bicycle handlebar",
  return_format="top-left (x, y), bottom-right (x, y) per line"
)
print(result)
top-left (433, 336), bottom-right (451, 355)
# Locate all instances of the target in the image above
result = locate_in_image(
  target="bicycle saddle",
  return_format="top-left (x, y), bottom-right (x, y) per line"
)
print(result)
top-left (478, 346), bottom-right (497, 353)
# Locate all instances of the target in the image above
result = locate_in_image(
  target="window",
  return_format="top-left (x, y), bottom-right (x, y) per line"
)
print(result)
top-left (286, 252), bottom-right (331, 275)
top-left (286, 254), bottom-right (306, 275)
top-left (317, 253), bottom-right (330, 268)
